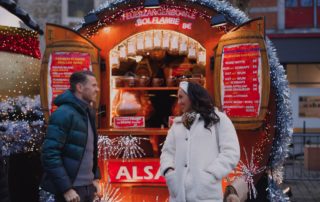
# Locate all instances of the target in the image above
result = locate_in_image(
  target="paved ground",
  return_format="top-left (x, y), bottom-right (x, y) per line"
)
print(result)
top-left (283, 155), bottom-right (320, 201)
top-left (282, 180), bottom-right (320, 202)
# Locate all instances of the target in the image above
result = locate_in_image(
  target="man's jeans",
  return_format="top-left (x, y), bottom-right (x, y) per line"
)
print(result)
top-left (55, 184), bottom-right (96, 202)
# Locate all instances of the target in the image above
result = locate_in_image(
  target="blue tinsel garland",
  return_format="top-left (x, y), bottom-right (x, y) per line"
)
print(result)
top-left (0, 95), bottom-right (45, 156)
top-left (73, 1), bottom-right (293, 201)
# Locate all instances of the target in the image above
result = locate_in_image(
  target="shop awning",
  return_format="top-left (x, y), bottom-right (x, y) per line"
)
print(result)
top-left (269, 34), bottom-right (320, 64)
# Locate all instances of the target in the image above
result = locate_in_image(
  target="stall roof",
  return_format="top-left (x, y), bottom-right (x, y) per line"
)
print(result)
top-left (269, 33), bottom-right (320, 64)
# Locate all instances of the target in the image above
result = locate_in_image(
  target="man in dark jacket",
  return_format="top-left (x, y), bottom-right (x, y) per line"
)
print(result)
top-left (0, 153), bottom-right (10, 202)
top-left (41, 71), bottom-right (101, 202)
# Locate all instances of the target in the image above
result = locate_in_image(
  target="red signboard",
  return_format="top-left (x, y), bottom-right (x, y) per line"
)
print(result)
top-left (48, 52), bottom-right (91, 113)
top-left (108, 160), bottom-right (166, 183)
top-left (221, 43), bottom-right (261, 117)
top-left (114, 116), bottom-right (145, 128)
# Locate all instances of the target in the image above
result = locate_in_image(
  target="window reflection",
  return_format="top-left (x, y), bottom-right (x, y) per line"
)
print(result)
top-left (300, 0), bottom-right (312, 7)
top-left (68, 0), bottom-right (94, 17)
top-left (285, 0), bottom-right (298, 7)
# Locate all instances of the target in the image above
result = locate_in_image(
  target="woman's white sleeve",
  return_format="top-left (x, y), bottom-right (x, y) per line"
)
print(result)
top-left (160, 127), bottom-right (176, 176)
top-left (205, 113), bottom-right (240, 180)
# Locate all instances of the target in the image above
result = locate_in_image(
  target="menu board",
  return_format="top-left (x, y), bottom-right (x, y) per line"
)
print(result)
top-left (48, 52), bottom-right (91, 113)
top-left (221, 43), bottom-right (261, 117)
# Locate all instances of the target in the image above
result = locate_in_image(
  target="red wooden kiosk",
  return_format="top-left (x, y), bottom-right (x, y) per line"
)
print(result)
top-left (40, 1), bottom-right (276, 201)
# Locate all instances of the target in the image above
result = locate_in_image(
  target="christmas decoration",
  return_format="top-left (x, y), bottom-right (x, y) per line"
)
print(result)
top-left (39, 188), bottom-right (55, 202)
top-left (0, 95), bottom-right (44, 156)
top-left (237, 147), bottom-right (266, 199)
top-left (98, 136), bottom-right (114, 160)
top-left (0, 52), bottom-right (41, 100)
top-left (109, 30), bottom-right (206, 66)
top-left (0, 25), bottom-right (40, 59)
top-left (95, 182), bottom-right (124, 202)
top-left (267, 176), bottom-right (290, 202)
top-left (113, 135), bottom-right (148, 161)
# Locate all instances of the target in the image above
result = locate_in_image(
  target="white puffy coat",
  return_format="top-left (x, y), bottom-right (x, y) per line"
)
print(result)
top-left (160, 111), bottom-right (240, 202)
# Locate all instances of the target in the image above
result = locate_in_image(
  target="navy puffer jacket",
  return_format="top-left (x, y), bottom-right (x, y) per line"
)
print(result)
top-left (41, 90), bottom-right (100, 194)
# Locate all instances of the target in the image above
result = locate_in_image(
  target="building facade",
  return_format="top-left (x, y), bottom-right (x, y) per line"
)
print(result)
top-left (248, 0), bottom-right (320, 133)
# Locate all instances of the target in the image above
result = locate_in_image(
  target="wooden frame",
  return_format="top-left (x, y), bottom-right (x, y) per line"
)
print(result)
top-left (40, 23), bottom-right (101, 121)
top-left (214, 18), bottom-right (270, 130)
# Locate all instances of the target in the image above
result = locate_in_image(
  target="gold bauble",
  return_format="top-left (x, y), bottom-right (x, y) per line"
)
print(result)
top-left (0, 51), bottom-right (41, 100)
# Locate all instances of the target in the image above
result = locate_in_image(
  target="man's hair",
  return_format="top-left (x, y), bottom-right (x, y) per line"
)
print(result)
top-left (69, 70), bottom-right (95, 92)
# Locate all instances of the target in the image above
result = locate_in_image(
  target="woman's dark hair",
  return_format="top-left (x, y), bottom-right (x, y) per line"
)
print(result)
top-left (187, 82), bottom-right (220, 129)
top-left (69, 71), bottom-right (95, 92)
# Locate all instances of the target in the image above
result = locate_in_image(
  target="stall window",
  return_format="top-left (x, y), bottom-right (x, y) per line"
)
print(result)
top-left (285, 0), bottom-right (298, 7)
top-left (300, 0), bottom-right (313, 7)
top-left (62, 0), bottom-right (100, 26)
top-left (68, 0), bottom-right (94, 17)
top-left (285, 0), bottom-right (315, 28)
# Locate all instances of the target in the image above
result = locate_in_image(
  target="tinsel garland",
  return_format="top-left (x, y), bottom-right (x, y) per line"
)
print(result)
top-left (267, 177), bottom-right (290, 202)
top-left (0, 95), bottom-right (45, 156)
top-left (74, 0), bottom-right (292, 201)
top-left (0, 25), bottom-right (41, 59)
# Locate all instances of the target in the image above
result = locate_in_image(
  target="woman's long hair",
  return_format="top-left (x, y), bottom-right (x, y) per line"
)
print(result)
top-left (187, 82), bottom-right (220, 129)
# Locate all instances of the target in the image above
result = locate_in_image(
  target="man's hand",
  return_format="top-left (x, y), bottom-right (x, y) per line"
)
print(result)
top-left (93, 179), bottom-right (102, 198)
top-left (225, 194), bottom-right (240, 202)
top-left (63, 189), bottom-right (80, 202)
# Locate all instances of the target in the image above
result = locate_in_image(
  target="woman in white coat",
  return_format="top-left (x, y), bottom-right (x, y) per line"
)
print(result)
top-left (160, 81), bottom-right (240, 202)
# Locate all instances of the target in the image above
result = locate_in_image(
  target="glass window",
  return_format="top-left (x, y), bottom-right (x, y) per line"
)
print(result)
top-left (68, 0), bottom-right (94, 17)
top-left (286, 0), bottom-right (298, 7)
top-left (300, 0), bottom-right (313, 7)
top-left (318, 0), bottom-right (320, 6)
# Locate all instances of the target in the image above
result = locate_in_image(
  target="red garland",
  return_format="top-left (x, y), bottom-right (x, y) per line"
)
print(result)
top-left (0, 33), bottom-right (41, 59)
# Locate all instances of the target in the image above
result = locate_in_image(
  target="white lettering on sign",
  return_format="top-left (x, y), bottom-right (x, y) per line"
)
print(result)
top-left (144, 166), bottom-right (153, 180)
top-left (135, 17), bottom-right (180, 26)
top-left (116, 166), bottom-right (132, 180)
top-left (122, 7), bottom-right (196, 20)
top-left (182, 23), bottom-right (192, 30)
top-left (115, 165), bottom-right (161, 180)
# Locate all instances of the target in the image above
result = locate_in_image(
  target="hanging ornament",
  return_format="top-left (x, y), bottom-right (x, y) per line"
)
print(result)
top-left (153, 30), bottom-right (162, 49)
top-left (127, 37), bottom-right (136, 56)
top-left (170, 33), bottom-right (179, 54)
top-left (110, 50), bottom-right (120, 68)
top-left (197, 48), bottom-right (206, 65)
top-left (162, 31), bottom-right (170, 50)
top-left (118, 45), bottom-right (127, 61)
top-left (136, 33), bottom-right (145, 53)
top-left (179, 35), bottom-right (188, 55)
top-left (145, 31), bottom-right (153, 50)
top-left (188, 41), bottom-right (197, 60)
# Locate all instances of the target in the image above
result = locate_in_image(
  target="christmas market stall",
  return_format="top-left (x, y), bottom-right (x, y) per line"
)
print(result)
top-left (40, 0), bottom-right (292, 201)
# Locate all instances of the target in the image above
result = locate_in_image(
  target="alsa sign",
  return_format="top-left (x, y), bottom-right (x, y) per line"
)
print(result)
top-left (108, 160), bottom-right (166, 183)
top-left (121, 7), bottom-right (196, 30)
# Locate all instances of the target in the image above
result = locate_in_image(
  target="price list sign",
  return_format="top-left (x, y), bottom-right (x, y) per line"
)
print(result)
top-left (48, 52), bottom-right (91, 113)
top-left (221, 43), bottom-right (261, 117)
